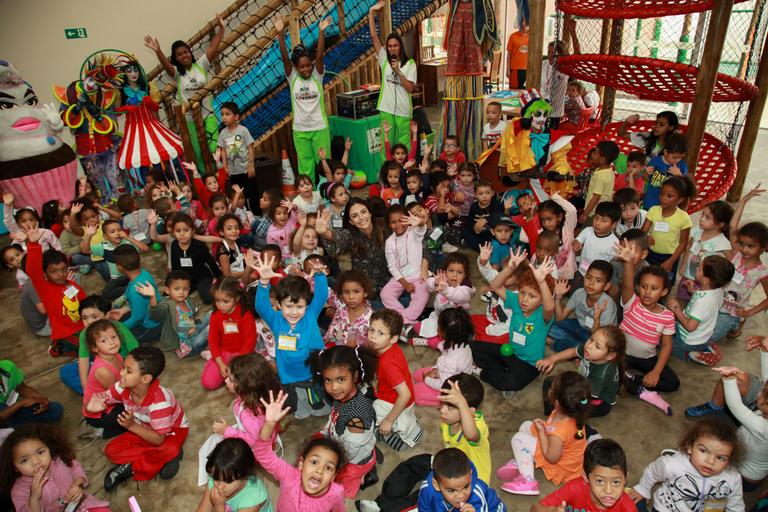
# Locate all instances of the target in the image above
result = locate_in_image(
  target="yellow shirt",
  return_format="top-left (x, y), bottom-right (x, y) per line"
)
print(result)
top-left (441, 412), bottom-right (491, 484)
top-left (88, 221), bottom-right (105, 262)
top-left (585, 167), bottom-right (615, 212)
top-left (647, 205), bottom-right (692, 254)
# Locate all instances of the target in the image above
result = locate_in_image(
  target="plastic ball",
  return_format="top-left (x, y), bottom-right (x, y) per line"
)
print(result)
top-left (349, 170), bottom-right (367, 189)
top-left (152, 242), bottom-right (163, 252)
top-left (500, 343), bottom-right (514, 356)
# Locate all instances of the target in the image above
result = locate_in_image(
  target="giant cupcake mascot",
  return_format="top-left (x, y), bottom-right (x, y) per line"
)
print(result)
top-left (0, 60), bottom-right (78, 214)
top-left (53, 52), bottom-right (126, 202)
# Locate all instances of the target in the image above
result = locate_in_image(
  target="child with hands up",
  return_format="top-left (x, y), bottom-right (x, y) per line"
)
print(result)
top-left (470, 249), bottom-right (556, 395)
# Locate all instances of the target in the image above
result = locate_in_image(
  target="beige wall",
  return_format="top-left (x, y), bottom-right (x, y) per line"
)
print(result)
top-left (0, 0), bottom-right (233, 107)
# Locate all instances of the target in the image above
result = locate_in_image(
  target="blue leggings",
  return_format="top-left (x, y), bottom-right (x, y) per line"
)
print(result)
top-left (0, 402), bottom-right (64, 427)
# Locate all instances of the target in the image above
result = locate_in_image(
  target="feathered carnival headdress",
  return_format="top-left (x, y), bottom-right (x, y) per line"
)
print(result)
top-left (82, 53), bottom-right (130, 89)
top-left (519, 89), bottom-right (552, 119)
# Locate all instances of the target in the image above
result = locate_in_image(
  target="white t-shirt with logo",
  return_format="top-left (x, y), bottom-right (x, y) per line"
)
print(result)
top-left (376, 47), bottom-right (417, 118)
top-left (288, 67), bottom-right (328, 132)
top-left (482, 120), bottom-right (507, 146)
top-left (678, 288), bottom-right (724, 346)
top-left (177, 54), bottom-right (214, 119)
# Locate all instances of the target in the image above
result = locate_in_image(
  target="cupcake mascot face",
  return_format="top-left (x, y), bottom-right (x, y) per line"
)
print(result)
top-left (0, 60), bottom-right (66, 162)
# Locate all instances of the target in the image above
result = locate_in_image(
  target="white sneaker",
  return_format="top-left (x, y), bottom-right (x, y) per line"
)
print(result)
top-left (442, 242), bottom-right (459, 253)
top-left (356, 500), bottom-right (381, 512)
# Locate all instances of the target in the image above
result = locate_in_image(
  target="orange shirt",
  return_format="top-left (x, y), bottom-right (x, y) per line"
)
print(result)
top-left (506, 31), bottom-right (529, 70)
top-left (531, 412), bottom-right (587, 485)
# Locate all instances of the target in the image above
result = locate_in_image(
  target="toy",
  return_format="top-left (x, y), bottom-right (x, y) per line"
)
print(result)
top-left (116, 56), bottom-right (183, 189)
top-left (0, 60), bottom-right (78, 214)
top-left (349, 170), bottom-right (367, 189)
top-left (53, 52), bottom-right (126, 202)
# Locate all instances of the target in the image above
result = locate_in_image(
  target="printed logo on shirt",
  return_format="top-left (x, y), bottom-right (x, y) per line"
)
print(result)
top-left (648, 169), bottom-right (668, 188)
top-left (524, 323), bottom-right (534, 334)
top-left (295, 84), bottom-right (319, 102)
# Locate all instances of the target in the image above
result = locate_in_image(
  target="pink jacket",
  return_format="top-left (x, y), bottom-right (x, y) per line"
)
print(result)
top-left (267, 210), bottom-right (298, 257)
top-left (426, 344), bottom-right (475, 390)
top-left (224, 398), bottom-right (276, 449)
top-left (252, 438), bottom-right (345, 512)
top-left (426, 278), bottom-right (473, 313)
top-left (552, 193), bottom-right (577, 280)
top-left (11, 457), bottom-right (109, 512)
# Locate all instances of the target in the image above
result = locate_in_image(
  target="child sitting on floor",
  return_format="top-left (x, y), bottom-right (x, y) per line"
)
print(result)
top-left (86, 345), bottom-right (188, 492)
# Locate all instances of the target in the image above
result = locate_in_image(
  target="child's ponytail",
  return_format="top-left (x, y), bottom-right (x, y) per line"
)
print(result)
top-left (551, 371), bottom-right (592, 440)
top-left (310, 345), bottom-right (379, 386)
top-left (438, 307), bottom-right (474, 350)
top-left (212, 276), bottom-right (249, 311)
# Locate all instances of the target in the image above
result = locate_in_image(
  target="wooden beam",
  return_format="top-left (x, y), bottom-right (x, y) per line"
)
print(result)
top-left (290, 0), bottom-right (301, 48)
top-left (337, 0), bottom-right (346, 36)
top-left (601, 18), bottom-right (624, 125)
top-left (686, 0), bottom-right (734, 176)
top-left (596, 19), bottom-right (612, 100)
top-left (526, 0), bottom-right (546, 89)
top-left (728, 26), bottom-right (768, 201)
top-left (192, 107), bottom-right (215, 173)
top-left (381, 0), bottom-right (393, 38)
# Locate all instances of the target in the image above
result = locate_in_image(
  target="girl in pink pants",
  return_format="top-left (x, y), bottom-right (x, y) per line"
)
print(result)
top-left (413, 308), bottom-right (476, 406)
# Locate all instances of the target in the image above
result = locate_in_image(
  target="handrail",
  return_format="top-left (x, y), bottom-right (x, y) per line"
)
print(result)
top-left (189, 0), bottom-right (318, 106)
top-left (146, 0), bottom-right (251, 81)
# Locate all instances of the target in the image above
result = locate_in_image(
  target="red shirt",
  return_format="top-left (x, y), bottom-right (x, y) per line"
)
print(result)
top-left (425, 191), bottom-right (456, 214)
top-left (540, 477), bottom-right (636, 512)
top-left (193, 167), bottom-right (228, 210)
top-left (26, 242), bottom-right (85, 339)
top-left (375, 344), bottom-right (415, 406)
top-left (106, 379), bottom-right (188, 434)
top-left (512, 213), bottom-right (542, 250)
top-left (437, 151), bottom-right (467, 165)
top-left (208, 304), bottom-right (256, 359)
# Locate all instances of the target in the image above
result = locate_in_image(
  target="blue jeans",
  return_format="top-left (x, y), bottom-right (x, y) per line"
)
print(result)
top-left (549, 318), bottom-right (591, 352)
top-left (672, 331), bottom-right (711, 360)
top-left (180, 311), bottom-right (211, 356)
top-left (710, 312), bottom-right (741, 343)
top-left (59, 361), bottom-right (83, 395)
top-left (0, 401), bottom-right (64, 427)
top-left (130, 324), bottom-right (163, 344)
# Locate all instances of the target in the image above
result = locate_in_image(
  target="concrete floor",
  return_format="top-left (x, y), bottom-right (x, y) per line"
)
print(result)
top-left (2, 130), bottom-right (768, 511)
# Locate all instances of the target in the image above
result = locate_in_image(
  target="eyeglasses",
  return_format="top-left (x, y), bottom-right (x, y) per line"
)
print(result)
top-left (445, 144), bottom-right (457, 148)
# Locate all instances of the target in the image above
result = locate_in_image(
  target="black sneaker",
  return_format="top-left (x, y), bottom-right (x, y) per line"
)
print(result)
top-left (104, 463), bottom-right (133, 492)
top-left (360, 466), bottom-right (379, 490)
top-left (159, 448), bottom-right (184, 480)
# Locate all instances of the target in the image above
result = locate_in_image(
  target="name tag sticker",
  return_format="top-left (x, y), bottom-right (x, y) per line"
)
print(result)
top-left (512, 331), bottom-right (526, 345)
top-left (224, 322), bottom-right (240, 334)
top-left (732, 272), bottom-right (745, 284)
top-left (401, 263), bottom-right (417, 277)
top-left (429, 227), bottom-right (443, 241)
top-left (332, 218), bottom-right (343, 228)
top-left (654, 221), bottom-right (670, 233)
top-left (64, 285), bottom-right (79, 299)
top-left (278, 334), bottom-right (298, 351)
top-left (180, 257), bottom-right (193, 267)
top-left (134, 233), bottom-right (147, 241)
top-left (584, 315), bottom-right (594, 329)
top-left (579, 258), bottom-right (591, 274)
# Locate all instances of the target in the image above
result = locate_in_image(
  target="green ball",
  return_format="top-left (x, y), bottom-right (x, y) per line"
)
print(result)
top-left (500, 343), bottom-right (514, 356)
top-left (152, 242), bottom-right (163, 252)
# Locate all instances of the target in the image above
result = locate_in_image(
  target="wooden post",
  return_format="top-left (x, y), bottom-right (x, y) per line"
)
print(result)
top-left (337, 0), bottom-right (346, 36)
top-left (685, 0), bottom-right (734, 176)
top-left (381, 0), bottom-right (393, 38)
top-left (290, 0), bottom-right (301, 48)
top-left (596, 19), bottom-right (612, 100)
top-left (728, 26), bottom-right (768, 201)
top-left (526, 0), bottom-right (546, 89)
top-left (601, 18), bottom-right (624, 125)
top-left (191, 107), bottom-right (215, 173)
top-left (175, 106), bottom-right (197, 165)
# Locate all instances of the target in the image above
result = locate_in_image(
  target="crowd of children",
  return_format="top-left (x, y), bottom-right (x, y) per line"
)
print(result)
top-left (2, 58), bottom-right (768, 512)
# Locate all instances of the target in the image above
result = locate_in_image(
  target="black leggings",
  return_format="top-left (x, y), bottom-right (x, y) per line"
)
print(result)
top-left (625, 355), bottom-right (680, 394)
top-left (374, 453), bottom-right (432, 511)
top-left (470, 340), bottom-right (540, 391)
top-left (85, 404), bottom-right (126, 439)
top-left (193, 275), bottom-right (214, 305)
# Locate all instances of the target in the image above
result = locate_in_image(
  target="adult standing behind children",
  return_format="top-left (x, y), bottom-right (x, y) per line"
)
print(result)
top-left (369, 1), bottom-right (418, 149)
top-left (275, 14), bottom-right (333, 184)
top-left (506, 19), bottom-right (529, 89)
top-left (144, 18), bottom-right (226, 169)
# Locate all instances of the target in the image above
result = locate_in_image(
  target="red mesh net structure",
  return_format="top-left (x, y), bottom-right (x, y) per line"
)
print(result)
top-left (558, 0), bottom-right (749, 19)
top-left (566, 121), bottom-right (736, 213)
top-left (556, 54), bottom-right (758, 103)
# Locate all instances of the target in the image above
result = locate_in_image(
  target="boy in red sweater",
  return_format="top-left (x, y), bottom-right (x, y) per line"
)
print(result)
top-left (437, 135), bottom-right (467, 176)
top-left (23, 228), bottom-right (86, 356)
top-left (367, 309), bottom-right (423, 451)
top-left (86, 345), bottom-right (188, 491)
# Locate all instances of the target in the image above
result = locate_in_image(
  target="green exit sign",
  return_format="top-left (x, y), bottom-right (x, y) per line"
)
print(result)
top-left (64, 28), bottom-right (88, 39)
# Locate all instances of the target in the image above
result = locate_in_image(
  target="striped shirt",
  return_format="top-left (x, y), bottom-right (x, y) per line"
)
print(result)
top-left (106, 379), bottom-right (188, 434)
top-left (620, 294), bottom-right (675, 359)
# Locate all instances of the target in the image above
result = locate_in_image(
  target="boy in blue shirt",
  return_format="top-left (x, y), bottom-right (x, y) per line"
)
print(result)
top-left (418, 448), bottom-right (506, 512)
top-left (488, 213), bottom-right (516, 270)
top-left (113, 245), bottom-right (162, 344)
top-left (253, 252), bottom-right (330, 420)
top-left (643, 133), bottom-right (688, 209)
